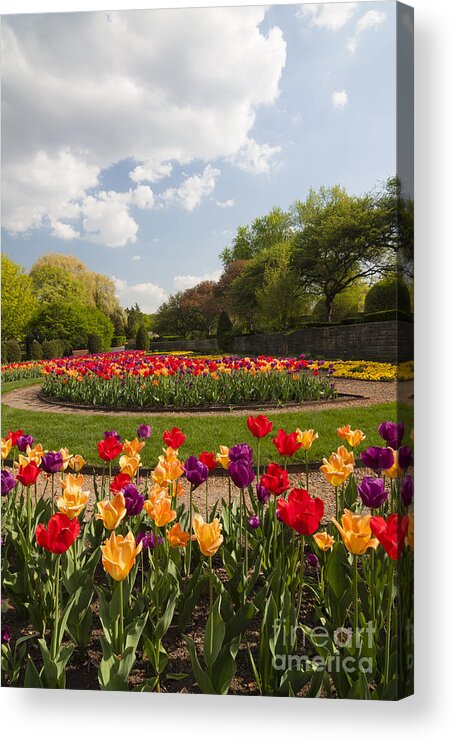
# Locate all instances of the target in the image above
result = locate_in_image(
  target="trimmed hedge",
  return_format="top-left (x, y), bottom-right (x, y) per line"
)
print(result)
top-left (364, 277), bottom-right (411, 314)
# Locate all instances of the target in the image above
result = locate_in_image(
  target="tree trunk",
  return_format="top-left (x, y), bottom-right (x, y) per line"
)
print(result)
top-left (326, 296), bottom-right (334, 323)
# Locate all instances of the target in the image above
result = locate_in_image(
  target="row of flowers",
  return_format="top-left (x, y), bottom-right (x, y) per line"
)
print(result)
top-left (1, 415), bottom-right (413, 697)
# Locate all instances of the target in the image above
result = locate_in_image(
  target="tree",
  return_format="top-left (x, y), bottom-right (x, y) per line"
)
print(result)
top-left (180, 281), bottom-right (219, 337)
top-left (220, 207), bottom-right (293, 265)
top-left (28, 300), bottom-right (114, 351)
top-left (291, 185), bottom-right (393, 322)
top-left (1, 254), bottom-right (37, 341)
top-left (30, 263), bottom-right (89, 305)
top-left (216, 311), bottom-right (234, 352)
top-left (255, 242), bottom-right (311, 332)
top-left (136, 324), bottom-right (150, 351)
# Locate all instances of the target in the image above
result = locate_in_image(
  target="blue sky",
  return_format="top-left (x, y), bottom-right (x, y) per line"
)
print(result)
top-left (1, 2), bottom-right (399, 312)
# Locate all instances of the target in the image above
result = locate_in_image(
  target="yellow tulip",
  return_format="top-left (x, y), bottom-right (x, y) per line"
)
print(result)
top-left (152, 457), bottom-right (183, 484)
top-left (57, 484), bottom-right (89, 519)
top-left (59, 448), bottom-right (72, 471)
top-left (69, 454), bottom-right (86, 472)
top-left (295, 429), bottom-right (318, 450)
top-left (320, 453), bottom-right (352, 487)
top-left (95, 493), bottom-right (127, 530)
top-left (1, 438), bottom-right (12, 460)
top-left (148, 482), bottom-right (168, 500)
top-left (313, 531), bottom-right (335, 552)
top-left (123, 438), bottom-right (145, 457)
top-left (383, 449), bottom-right (404, 479)
top-left (60, 472), bottom-right (84, 491)
top-left (25, 444), bottom-right (45, 465)
top-left (215, 445), bottom-right (230, 470)
top-left (192, 513), bottom-right (223, 557)
top-left (337, 425), bottom-right (366, 448)
top-left (336, 445), bottom-right (355, 469)
top-left (101, 531), bottom-right (142, 581)
top-left (143, 493), bottom-right (176, 527)
top-left (331, 509), bottom-right (379, 555)
top-left (167, 522), bottom-right (190, 548)
top-left (119, 454), bottom-right (141, 478)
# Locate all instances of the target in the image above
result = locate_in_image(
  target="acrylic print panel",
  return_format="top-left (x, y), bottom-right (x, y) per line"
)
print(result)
top-left (0, 1), bottom-right (413, 699)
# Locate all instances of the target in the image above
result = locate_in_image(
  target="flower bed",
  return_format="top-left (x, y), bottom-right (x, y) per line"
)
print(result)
top-left (1, 417), bottom-right (413, 697)
top-left (37, 352), bottom-right (336, 409)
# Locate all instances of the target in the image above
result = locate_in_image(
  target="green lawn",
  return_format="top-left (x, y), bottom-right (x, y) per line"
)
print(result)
top-left (1, 380), bottom-right (412, 466)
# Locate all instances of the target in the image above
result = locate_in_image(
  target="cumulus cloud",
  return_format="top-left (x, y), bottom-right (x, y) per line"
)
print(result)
top-left (161, 165), bottom-right (220, 211)
top-left (50, 221), bottom-right (81, 240)
top-left (298, 3), bottom-right (358, 31)
top-left (347, 9), bottom-right (386, 52)
top-left (113, 276), bottom-right (168, 313)
top-left (216, 198), bottom-right (235, 208)
top-left (1, 8), bottom-right (286, 242)
top-left (232, 138), bottom-right (281, 175)
top-left (331, 90), bottom-right (348, 108)
top-left (173, 269), bottom-right (222, 291)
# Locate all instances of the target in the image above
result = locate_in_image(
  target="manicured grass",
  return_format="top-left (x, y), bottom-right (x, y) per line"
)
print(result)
top-left (1, 378), bottom-right (43, 394)
top-left (1, 380), bottom-right (413, 465)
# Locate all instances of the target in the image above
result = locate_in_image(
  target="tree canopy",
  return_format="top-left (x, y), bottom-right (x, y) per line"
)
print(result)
top-left (1, 254), bottom-right (38, 341)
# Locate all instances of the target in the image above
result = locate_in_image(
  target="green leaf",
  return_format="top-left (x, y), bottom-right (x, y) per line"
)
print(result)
top-left (204, 595), bottom-right (225, 667)
top-left (183, 635), bottom-right (216, 694)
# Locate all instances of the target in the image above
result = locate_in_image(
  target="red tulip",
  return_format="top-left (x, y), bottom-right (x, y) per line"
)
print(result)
top-left (16, 461), bottom-right (41, 486)
top-left (247, 414), bottom-right (273, 439)
top-left (163, 427), bottom-right (186, 450)
top-left (272, 429), bottom-right (302, 458)
top-left (110, 472), bottom-right (131, 493)
top-left (277, 488), bottom-right (324, 535)
top-left (370, 513), bottom-right (409, 560)
top-left (36, 513), bottom-right (80, 554)
top-left (97, 435), bottom-right (123, 461)
top-left (260, 463), bottom-right (290, 496)
top-left (7, 429), bottom-right (24, 446)
top-left (198, 452), bottom-right (218, 472)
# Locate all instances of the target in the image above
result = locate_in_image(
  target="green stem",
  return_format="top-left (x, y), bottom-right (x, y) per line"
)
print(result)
top-left (209, 557), bottom-right (213, 657)
top-left (335, 487), bottom-right (338, 525)
top-left (26, 486), bottom-right (32, 543)
top-left (205, 479), bottom-right (209, 521)
top-left (305, 451), bottom-right (309, 491)
top-left (257, 439), bottom-right (261, 481)
top-left (51, 555), bottom-right (61, 660)
top-left (384, 558), bottom-right (395, 685)
top-left (119, 579), bottom-right (124, 655)
top-left (353, 554), bottom-right (358, 637)
top-left (296, 535), bottom-right (305, 620)
top-left (242, 489), bottom-right (249, 578)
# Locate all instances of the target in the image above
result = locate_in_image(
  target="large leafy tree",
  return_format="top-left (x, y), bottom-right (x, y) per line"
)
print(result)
top-left (220, 207), bottom-right (293, 265)
top-left (28, 300), bottom-right (114, 351)
top-left (1, 254), bottom-right (38, 341)
top-left (291, 185), bottom-right (394, 322)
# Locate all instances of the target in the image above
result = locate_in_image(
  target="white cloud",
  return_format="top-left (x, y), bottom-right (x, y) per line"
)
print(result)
top-left (50, 220), bottom-right (81, 240)
top-left (216, 198), bottom-right (235, 208)
top-left (1, 8), bottom-right (286, 242)
top-left (347, 9), bottom-right (386, 52)
top-left (331, 90), bottom-right (348, 109)
top-left (129, 160), bottom-right (173, 183)
top-left (113, 276), bottom-right (168, 313)
top-left (232, 138), bottom-right (281, 175)
top-left (132, 255), bottom-right (141, 261)
top-left (82, 191), bottom-right (138, 248)
top-left (131, 185), bottom-right (155, 209)
top-left (173, 269), bottom-right (222, 291)
top-left (161, 165), bottom-right (220, 211)
top-left (298, 3), bottom-right (358, 31)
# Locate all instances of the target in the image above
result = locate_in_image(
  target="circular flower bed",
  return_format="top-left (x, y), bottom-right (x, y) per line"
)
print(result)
top-left (38, 352), bottom-right (337, 409)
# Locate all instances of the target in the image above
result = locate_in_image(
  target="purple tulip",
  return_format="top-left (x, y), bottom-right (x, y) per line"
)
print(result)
top-left (1, 625), bottom-right (11, 643)
top-left (41, 451), bottom-right (64, 474)
top-left (378, 421), bottom-right (405, 450)
top-left (307, 553), bottom-right (319, 568)
top-left (398, 446), bottom-right (414, 471)
top-left (104, 430), bottom-right (122, 443)
top-left (136, 531), bottom-right (162, 551)
top-left (401, 476), bottom-right (414, 507)
top-left (1, 470), bottom-right (17, 497)
top-left (256, 482), bottom-right (271, 505)
top-left (137, 424), bottom-right (152, 440)
top-left (249, 515), bottom-right (261, 529)
top-left (357, 476), bottom-right (389, 509)
top-left (228, 443), bottom-right (254, 466)
top-left (228, 460), bottom-right (255, 489)
top-left (360, 446), bottom-right (395, 472)
top-left (184, 456), bottom-right (209, 489)
top-left (123, 483), bottom-right (145, 516)
top-left (17, 434), bottom-right (34, 452)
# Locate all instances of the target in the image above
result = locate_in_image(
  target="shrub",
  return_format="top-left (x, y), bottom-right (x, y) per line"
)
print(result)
top-left (30, 340), bottom-right (44, 360)
top-left (311, 285), bottom-right (364, 323)
top-left (42, 339), bottom-right (65, 360)
top-left (1, 341), bottom-right (9, 364)
top-left (28, 300), bottom-right (114, 352)
top-left (111, 335), bottom-right (127, 347)
top-left (136, 324), bottom-right (150, 351)
top-left (216, 311), bottom-right (234, 353)
top-left (364, 276), bottom-right (411, 314)
top-left (5, 339), bottom-right (22, 362)
top-left (88, 333), bottom-right (103, 354)
top-left (363, 309), bottom-right (413, 323)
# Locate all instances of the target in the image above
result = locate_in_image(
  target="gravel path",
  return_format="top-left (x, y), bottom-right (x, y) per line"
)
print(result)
top-left (2, 378), bottom-right (411, 417)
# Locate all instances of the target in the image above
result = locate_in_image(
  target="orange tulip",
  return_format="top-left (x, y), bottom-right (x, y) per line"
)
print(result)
top-left (331, 509), bottom-right (379, 555)
top-left (336, 445), bottom-right (355, 469)
top-left (101, 531), bottom-right (142, 581)
top-left (167, 522), bottom-right (190, 548)
top-left (123, 437), bottom-right (145, 457)
top-left (337, 425), bottom-right (366, 448)
top-left (192, 514), bottom-right (223, 557)
top-left (143, 493), bottom-right (176, 527)
top-left (383, 449), bottom-right (404, 479)
top-left (320, 453), bottom-right (352, 487)
top-left (313, 531), bottom-right (335, 552)
top-left (119, 454), bottom-right (141, 478)
top-left (1, 438), bottom-right (12, 460)
top-left (95, 493), bottom-right (127, 530)
top-left (215, 445), bottom-right (230, 470)
top-left (69, 454), bottom-right (86, 472)
top-left (295, 429), bottom-right (318, 450)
